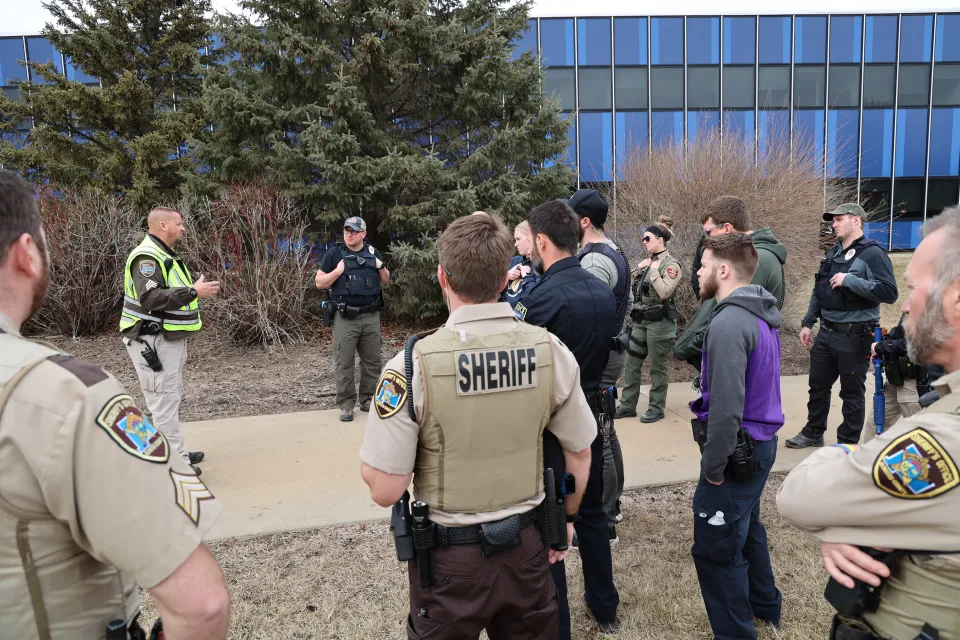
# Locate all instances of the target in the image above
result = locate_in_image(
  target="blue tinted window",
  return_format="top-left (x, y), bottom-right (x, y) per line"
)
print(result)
top-left (578, 18), bottom-right (611, 66)
top-left (687, 17), bottom-right (719, 65)
top-left (614, 18), bottom-right (647, 65)
top-left (65, 57), bottom-right (98, 84)
top-left (794, 110), bottom-right (826, 173)
top-left (724, 17), bottom-right (755, 65)
top-left (546, 114), bottom-right (577, 170)
top-left (900, 15), bottom-right (933, 63)
top-left (829, 16), bottom-right (862, 64)
top-left (864, 16), bottom-right (897, 63)
top-left (895, 108), bottom-right (929, 176)
top-left (827, 109), bottom-right (859, 177)
top-left (25, 37), bottom-right (63, 84)
top-left (540, 18), bottom-right (575, 66)
top-left (579, 112), bottom-right (612, 181)
top-left (795, 16), bottom-right (827, 64)
top-left (652, 111), bottom-right (684, 147)
top-left (616, 111), bottom-right (648, 173)
top-left (929, 108), bottom-right (960, 175)
top-left (759, 17), bottom-right (791, 64)
top-left (651, 18), bottom-right (683, 65)
top-left (512, 19), bottom-right (538, 60)
top-left (891, 221), bottom-right (923, 249)
top-left (0, 38), bottom-right (27, 85)
top-left (861, 109), bottom-right (895, 177)
top-left (936, 15), bottom-right (960, 62)
top-left (724, 111), bottom-right (755, 150)
top-left (864, 221), bottom-right (891, 245)
top-left (688, 111), bottom-right (720, 141)
top-left (758, 110), bottom-right (790, 160)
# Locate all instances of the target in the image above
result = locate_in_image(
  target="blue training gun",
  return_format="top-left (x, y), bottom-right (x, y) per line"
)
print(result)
top-left (873, 326), bottom-right (885, 435)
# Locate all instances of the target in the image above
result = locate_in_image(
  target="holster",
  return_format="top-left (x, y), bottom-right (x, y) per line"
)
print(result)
top-left (727, 429), bottom-right (755, 482)
top-left (322, 301), bottom-right (336, 327)
top-left (884, 355), bottom-right (905, 386)
top-left (691, 418), bottom-right (707, 451)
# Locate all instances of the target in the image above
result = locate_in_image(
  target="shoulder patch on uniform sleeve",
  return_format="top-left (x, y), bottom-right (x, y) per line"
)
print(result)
top-left (48, 354), bottom-right (109, 388)
top-left (96, 394), bottom-right (169, 463)
top-left (666, 265), bottom-right (679, 279)
top-left (139, 260), bottom-right (156, 277)
top-left (374, 369), bottom-right (408, 419)
top-left (514, 302), bottom-right (528, 320)
top-left (170, 469), bottom-right (214, 526)
top-left (873, 428), bottom-right (959, 500)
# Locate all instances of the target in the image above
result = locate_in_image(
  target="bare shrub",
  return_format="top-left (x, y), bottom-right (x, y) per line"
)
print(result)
top-left (178, 183), bottom-right (315, 346)
top-left (25, 187), bottom-right (140, 337)
top-left (609, 115), bottom-right (857, 330)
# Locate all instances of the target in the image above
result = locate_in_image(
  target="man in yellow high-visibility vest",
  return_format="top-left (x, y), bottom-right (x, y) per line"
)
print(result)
top-left (120, 208), bottom-right (219, 474)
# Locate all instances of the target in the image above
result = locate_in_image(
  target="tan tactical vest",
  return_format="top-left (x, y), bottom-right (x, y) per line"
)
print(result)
top-left (0, 340), bottom-right (139, 640)
top-left (864, 389), bottom-right (960, 640)
top-left (414, 323), bottom-right (555, 513)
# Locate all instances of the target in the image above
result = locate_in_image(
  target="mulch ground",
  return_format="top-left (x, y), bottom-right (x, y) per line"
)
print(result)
top-left (44, 321), bottom-right (813, 423)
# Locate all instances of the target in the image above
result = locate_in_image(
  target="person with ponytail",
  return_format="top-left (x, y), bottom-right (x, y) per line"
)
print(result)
top-left (614, 216), bottom-right (682, 423)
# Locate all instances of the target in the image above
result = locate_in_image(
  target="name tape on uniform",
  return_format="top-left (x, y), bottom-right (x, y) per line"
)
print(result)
top-left (455, 347), bottom-right (538, 396)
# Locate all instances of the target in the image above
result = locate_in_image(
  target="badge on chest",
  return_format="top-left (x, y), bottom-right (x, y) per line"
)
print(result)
top-left (455, 347), bottom-right (539, 396)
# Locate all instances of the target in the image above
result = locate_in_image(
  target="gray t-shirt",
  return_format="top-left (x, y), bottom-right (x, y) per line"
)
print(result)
top-left (580, 239), bottom-right (634, 313)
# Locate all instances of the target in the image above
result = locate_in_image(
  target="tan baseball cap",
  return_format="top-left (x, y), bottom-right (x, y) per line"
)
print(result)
top-left (823, 203), bottom-right (865, 222)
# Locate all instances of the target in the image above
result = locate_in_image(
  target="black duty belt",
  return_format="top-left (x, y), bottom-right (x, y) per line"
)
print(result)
top-left (412, 508), bottom-right (538, 548)
top-left (822, 320), bottom-right (876, 333)
top-left (337, 300), bottom-right (380, 314)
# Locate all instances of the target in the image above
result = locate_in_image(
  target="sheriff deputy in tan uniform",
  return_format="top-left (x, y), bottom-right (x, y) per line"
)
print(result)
top-left (777, 205), bottom-right (960, 640)
top-left (0, 170), bottom-right (229, 640)
top-left (120, 207), bottom-right (219, 473)
top-left (359, 212), bottom-right (595, 639)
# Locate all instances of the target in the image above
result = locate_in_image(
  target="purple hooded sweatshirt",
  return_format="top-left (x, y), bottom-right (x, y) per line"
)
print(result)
top-left (690, 285), bottom-right (785, 482)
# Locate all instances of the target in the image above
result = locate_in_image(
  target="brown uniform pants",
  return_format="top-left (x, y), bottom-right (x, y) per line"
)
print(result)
top-left (406, 523), bottom-right (558, 640)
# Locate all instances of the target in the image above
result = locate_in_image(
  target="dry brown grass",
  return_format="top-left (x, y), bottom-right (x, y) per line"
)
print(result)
top-left (608, 122), bottom-right (857, 332)
top-left (138, 474), bottom-right (833, 639)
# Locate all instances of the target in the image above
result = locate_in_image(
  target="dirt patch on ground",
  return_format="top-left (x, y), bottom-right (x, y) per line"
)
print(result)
top-left (136, 474), bottom-right (834, 639)
top-left (45, 322), bottom-right (813, 422)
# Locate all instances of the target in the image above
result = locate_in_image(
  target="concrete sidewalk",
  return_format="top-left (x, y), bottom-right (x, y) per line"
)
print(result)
top-left (188, 374), bottom-right (875, 540)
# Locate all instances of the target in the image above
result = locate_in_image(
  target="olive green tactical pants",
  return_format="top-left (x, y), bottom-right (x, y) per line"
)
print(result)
top-left (618, 319), bottom-right (677, 413)
top-left (332, 310), bottom-right (382, 411)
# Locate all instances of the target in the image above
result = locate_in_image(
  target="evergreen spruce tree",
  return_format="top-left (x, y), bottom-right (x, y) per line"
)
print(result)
top-left (0, 0), bottom-right (215, 210)
top-left (193, 0), bottom-right (573, 249)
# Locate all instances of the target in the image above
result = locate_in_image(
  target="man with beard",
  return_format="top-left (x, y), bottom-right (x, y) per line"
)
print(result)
top-left (119, 207), bottom-right (219, 473)
top-left (786, 203), bottom-right (898, 449)
top-left (514, 200), bottom-right (620, 637)
top-left (777, 206), bottom-right (960, 640)
top-left (359, 212), bottom-right (595, 639)
top-left (0, 170), bottom-right (230, 638)
top-left (689, 233), bottom-right (784, 640)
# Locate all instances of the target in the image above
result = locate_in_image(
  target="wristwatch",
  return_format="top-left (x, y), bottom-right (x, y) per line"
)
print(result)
top-left (565, 514), bottom-right (583, 524)
top-left (189, 287), bottom-right (197, 300)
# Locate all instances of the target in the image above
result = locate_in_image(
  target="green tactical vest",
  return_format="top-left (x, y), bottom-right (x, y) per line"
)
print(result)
top-left (414, 323), bottom-right (555, 513)
top-left (119, 236), bottom-right (201, 333)
top-left (634, 250), bottom-right (680, 311)
top-left (864, 389), bottom-right (960, 640)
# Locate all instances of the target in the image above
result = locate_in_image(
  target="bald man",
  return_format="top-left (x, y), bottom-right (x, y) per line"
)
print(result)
top-left (119, 208), bottom-right (219, 473)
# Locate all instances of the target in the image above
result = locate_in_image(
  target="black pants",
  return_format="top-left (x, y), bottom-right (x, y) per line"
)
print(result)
top-left (802, 327), bottom-right (872, 443)
top-left (550, 431), bottom-right (620, 638)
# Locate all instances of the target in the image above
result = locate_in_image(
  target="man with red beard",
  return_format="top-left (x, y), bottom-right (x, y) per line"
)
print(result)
top-left (777, 206), bottom-right (960, 640)
top-left (688, 233), bottom-right (785, 640)
top-left (0, 170), bottom-right (230, 639)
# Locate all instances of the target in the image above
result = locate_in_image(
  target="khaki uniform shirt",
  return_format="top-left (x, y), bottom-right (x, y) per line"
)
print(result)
top-left (359, 303), bottom-right (597, 526)
top-left (0, 311), bottom-right (221, 635)
top-left (777, 368), bottom-right (960, 551)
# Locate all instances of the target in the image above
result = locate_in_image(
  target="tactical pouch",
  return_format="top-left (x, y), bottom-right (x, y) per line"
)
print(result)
top-left (830, 615), bottom-right (876, 640)
top-left (727, 429), bottom-right (755, 482)
top-left (479, 514), bottom-right (523, 557)
top-left (342, 305), bottom-right (360, 320)
top-left (536, 498), bottom-right (560, 546)
top-left (663, 304), bottom-right (678, 321)
top-left (885, 356), bottom-right (905, 386)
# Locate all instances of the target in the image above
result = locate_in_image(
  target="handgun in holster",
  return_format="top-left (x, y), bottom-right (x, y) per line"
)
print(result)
top-left (390, 490), bottom-right (415, 562)
top-left (727, 428), bottom-right (755, 482)
top-left (691, 418), bottom-right (707, 451)
top-left (825, 548), bottom-right (905, 618)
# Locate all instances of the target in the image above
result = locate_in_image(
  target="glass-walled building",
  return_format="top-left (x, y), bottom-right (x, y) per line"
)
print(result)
top-left (4, 7), bottom-right (960, 250)
top-left (515, 11), bottom-right (960, 249)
